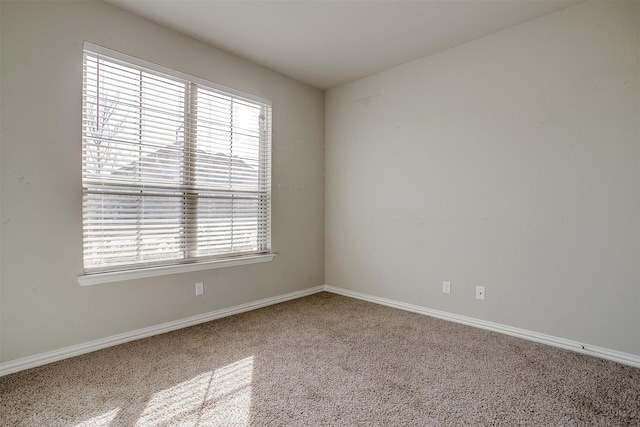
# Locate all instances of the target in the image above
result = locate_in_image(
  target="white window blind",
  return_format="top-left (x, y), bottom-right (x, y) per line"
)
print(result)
top-left (82, 43), bottom-right (272, 274)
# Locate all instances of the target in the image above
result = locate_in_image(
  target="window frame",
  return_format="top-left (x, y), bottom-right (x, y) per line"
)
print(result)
top-left (78, 42), bottom-right (274, 286)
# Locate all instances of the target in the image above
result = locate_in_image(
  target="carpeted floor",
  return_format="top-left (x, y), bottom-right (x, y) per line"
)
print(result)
top-left (1, 292), bottom-right (639, 426)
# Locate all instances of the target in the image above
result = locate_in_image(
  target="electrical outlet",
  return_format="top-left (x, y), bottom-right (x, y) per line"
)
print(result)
top-left (195, 282), bottom-right (204, 296)
top-left (442, 281), bottom-right (451, 294)
top-left (475, 286), bottom-right (485, 300)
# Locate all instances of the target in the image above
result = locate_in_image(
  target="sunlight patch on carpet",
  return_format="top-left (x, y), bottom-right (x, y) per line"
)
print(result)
top-left (135, 356), bottom-right (254, 426)
top-left (200, 356), bottom-right (254, 425)
top-left (74, 407), bottom-right (120, 426)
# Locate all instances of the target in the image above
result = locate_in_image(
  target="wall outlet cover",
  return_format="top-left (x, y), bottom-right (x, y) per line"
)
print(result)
top-left (443, 281), bottom-right (451, 294)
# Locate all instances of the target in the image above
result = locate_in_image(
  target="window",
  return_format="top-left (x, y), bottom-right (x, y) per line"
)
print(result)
top-left (80, 43), bottom-right (272, 283)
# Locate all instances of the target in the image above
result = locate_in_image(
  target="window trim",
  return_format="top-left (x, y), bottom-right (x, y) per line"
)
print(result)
top-left (78, 253), bottom-right (276, 286)
top-left (78, 42), bottom-right (273, 284)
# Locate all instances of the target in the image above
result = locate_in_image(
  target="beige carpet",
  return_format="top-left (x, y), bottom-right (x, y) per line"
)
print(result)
top-left (1, 292), bottom-right (639, 426)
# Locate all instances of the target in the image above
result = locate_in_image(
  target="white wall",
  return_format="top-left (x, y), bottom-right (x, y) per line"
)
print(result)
top-left (0, 1), bottom-right (324, 363)
top-left (326, 1), bottom-right (640, 355)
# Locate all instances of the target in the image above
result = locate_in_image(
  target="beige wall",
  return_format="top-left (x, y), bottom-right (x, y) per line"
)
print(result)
top-left (0, 1), bottom-right (325, 362)
top-left (326, 1), bottom-right (640, 355)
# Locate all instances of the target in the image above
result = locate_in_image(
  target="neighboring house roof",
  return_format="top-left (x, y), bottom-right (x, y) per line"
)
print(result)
top-left (107, 139), bottom-right (259, 188)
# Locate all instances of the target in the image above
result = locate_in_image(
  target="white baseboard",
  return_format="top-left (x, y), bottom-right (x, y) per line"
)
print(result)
top-left (0, 286), bottom-right (325, 376)
top-left (323, 285), bottom-right (640, 368)
top-left (3, 284), bottom-right (637, 376)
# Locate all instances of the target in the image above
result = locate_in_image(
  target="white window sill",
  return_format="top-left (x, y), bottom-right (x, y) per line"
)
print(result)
top-left (78, 254), bottom-right (276, 286)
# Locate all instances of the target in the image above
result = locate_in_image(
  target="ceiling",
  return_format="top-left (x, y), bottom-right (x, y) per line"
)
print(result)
top-left (107, 0), bottom-right (581, 90)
